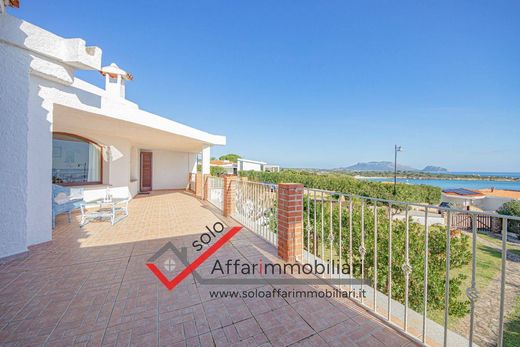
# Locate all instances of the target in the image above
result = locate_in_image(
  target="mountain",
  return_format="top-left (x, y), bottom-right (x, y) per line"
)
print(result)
top-left (422, 166), bottom-right (448, 172)
top-left (338, 161), bottom-right (418, 172)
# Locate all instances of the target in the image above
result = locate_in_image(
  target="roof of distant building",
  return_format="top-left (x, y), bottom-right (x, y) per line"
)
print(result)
top-left (477, 189), bottom-right (520, 199)
top-left (237, 158), bottom-right (267, 165)
top-left (210, 160), bottom-right (235, 166)
top-left (442, 188), bottom-right (484, 197)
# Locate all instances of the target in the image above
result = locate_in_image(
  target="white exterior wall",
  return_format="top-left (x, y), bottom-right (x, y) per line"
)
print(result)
top-left (129, 146), bottom-right (140, 196)
top-left (0, 29), bottom-right (30, 257)
top-left (201, 146), bottom-right (210, 175)
top-left (26, 76), bottom-right (55, 246)
top-left (241, 161), bottom-right (264, 171)
top-left (152, 150), bottom-right (197, 190)
top-left (0, 15), bottom-right (95, 256)
top-left (475, 196), bottom-right (513, 212)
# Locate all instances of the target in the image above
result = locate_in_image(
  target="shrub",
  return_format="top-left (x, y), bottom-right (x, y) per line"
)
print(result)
top-left (304, 199), bottom-right (471, 317)
top-left (497, 200), bottom-right (520, 238)
top-left (240, 169), bottom-right (441, 204)
top-left (210, 166), bottom-right (228, 176)
top-left (219, 154), bottom-right (241, 163)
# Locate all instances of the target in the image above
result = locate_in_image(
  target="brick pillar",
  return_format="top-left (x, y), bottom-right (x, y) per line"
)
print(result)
top-left (203, 174), bottom-right (209, 200)
top-left (223, 175), bottom-right (237, 217)
top-left (195, 173), bottom-right (203, 198)
top-left (277, 183), bottom-right (304, 262)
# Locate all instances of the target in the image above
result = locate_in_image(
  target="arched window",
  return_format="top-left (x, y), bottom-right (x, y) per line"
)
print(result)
top-left (52, 133), bottom-right (102, 185)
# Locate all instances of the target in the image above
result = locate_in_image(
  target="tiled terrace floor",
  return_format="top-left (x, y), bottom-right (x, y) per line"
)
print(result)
top-left (0, 190), bottom-right (418, 347)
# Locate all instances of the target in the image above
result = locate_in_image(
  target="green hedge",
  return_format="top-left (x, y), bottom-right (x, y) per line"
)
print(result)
top-left (239, 170), bottom-right (441, 204)
top-left (497, 200), bottom-right (520, 238)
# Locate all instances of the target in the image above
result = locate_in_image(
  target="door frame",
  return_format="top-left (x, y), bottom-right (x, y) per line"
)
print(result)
top-left (140, 151), bottom-right (153, 192)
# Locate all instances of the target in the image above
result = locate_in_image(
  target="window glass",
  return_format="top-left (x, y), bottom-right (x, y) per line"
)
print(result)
top-left (52, 133), bottom-right (101, 184)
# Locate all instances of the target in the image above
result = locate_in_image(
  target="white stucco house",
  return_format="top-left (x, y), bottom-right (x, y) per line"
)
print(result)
top-left (0, 13), bottom-right (225, 259)
top-left (441, 188), bottom-right (519, 212)
top-left (237, 158), bottom-right (280, 172)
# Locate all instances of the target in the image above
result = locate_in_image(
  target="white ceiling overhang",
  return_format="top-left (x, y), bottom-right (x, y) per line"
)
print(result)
top-left (52, 104), bottom-right (224, 153)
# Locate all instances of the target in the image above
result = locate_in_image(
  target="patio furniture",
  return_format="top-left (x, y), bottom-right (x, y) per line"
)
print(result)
top-left (52, 184), bottom-right (84, 229)
top-left (80, 186), bottom-right (131, 227)
top-left (80, 197), bottom-right (129, 227)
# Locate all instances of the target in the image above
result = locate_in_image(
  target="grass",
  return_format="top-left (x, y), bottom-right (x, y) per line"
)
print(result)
top-left (504, 295), bottom-right (520, 347)
top-left (428, 241), bottom-right (502, 328)
top-left (476, 232), bottom-right (520, 257)
top-left (479, 232), bottom-right (520, 346)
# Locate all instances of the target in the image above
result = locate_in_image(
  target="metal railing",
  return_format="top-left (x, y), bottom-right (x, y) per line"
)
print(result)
top-left (302, 187), bottom-right (520, 347)
top-left (232, 179), bottom-right (278, 246)
top-left (450, 213), bottom-right (494, 232)
top-left (207, 176), bottom-right (224, 211)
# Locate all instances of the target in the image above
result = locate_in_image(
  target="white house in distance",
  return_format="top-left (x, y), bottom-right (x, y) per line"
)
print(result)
top-left (441, 188), bottom-right (520, 211)
top-left (0, 13), bottom-right (225, 259)
top-left (237, 158), bottom-right (280, 172)
top-left (210, 158), bottom-right (280, 174)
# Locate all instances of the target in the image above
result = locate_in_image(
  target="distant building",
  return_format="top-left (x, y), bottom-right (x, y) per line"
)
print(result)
top-left (237, 159), bottom-right (280, 173)
top-left (210, 160), bottom-right (236, 174)
top-left (264, 164), bottom-right (281, 172)
top-left (441, 188), bottom-right (519, 212)
top-left (210, 157), bottom-right (280, 174)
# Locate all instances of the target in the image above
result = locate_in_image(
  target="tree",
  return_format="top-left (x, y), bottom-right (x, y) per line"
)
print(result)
top-left (219, 154), bottom-right (241, 163)
top-left (210, 166), bottom-right (227, 176)
top-left (497, 200), bottom-right (520, 238)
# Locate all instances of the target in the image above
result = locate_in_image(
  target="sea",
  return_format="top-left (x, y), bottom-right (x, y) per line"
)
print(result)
top-left (364, 172), bottom-right (520, 191)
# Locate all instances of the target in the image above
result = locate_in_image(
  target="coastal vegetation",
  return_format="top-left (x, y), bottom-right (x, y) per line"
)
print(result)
top-left (497, 200), bottom-right (520, 238)
top-left (318, 169), bottom-right (520, 182)
top-left (239, 169), bottom-right (442, 204)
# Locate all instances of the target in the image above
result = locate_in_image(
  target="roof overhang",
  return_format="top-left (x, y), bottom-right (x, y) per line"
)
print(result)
top-left (53, 104), bottom-right (224, 153)
top-left (238, 159), bottom-right (267, 165)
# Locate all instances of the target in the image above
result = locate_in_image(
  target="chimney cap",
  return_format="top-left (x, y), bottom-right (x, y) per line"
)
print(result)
top-left (99, 63), bottom-right (133, 80)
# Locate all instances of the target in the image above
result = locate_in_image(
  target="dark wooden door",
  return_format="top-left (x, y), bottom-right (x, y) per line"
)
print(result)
top-left (140, 152), bottom-right (152, 192)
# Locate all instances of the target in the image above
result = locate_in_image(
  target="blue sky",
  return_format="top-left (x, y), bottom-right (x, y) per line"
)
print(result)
top-left (13, 1), bottom-right (520, 171)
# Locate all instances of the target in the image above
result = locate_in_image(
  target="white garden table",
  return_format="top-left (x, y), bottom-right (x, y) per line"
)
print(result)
top-left (80, 198), bottom-right (129, 226)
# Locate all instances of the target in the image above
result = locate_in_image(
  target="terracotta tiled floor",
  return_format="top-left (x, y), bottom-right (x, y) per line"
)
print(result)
top-left (0, 190), bottom-right (418, 347)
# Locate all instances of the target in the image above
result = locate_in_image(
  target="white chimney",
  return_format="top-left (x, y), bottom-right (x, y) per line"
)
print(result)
top-left (99, 63), bottom-right (132, 98)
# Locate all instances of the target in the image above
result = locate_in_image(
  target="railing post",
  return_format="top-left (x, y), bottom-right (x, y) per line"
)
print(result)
top-left (277, 183), bottom-right (304, 262)
top-left (223, 175), bottom-right (237, 217)
top-left (195, 173), bottom-right (203, 198)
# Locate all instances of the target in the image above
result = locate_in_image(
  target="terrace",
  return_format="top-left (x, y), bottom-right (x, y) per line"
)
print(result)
top-left (0, 190), bottom-right (417, 347)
